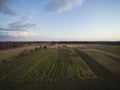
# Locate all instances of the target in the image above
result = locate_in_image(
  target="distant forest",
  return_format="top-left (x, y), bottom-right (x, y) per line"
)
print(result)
top-left (0, 41), bottom-right (119, 49)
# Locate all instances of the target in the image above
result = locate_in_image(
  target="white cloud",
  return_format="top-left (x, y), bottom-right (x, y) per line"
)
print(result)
top-left (7, 14), bottom-right (36, 31)
top-left (8, 31), bottom-right (36, 37)
top-left (45, 0), bottom-right (85, 13)
top-left (8, 21), bottom-right (36, 31)
top-left (21, 12), bottom-right (33, 21)
top-left (0, 13), bottom-right (36, 31)
top-left (0, 14), bottom-right (37, 38)
top-left (0, 0), bottom-right (16, 15)
top-left (0, 20), bottom-right (36, 31)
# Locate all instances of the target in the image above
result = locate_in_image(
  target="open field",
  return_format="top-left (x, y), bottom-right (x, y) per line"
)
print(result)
top-left (89, 44), bottom-right (120, 55)
top-left (77, 49), bottom-right (120, 75)
top-left (0, 44), bottom-right (43, 62)
top-left (0, 44), bottom-right (120, 90)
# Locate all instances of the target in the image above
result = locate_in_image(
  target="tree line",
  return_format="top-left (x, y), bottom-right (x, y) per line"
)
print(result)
top-left (0, 42), bottom-right (25, 49)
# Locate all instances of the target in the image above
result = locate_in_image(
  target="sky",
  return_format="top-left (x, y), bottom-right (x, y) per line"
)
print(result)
top-left (0, 0), bottom-right (120, 41)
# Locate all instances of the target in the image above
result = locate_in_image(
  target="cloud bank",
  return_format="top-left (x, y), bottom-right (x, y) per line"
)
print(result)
top-left (7, 31), bottom-right (36, 37)
top-left (0, 0), bottom-right (16, 15)
top-left (8, 21), bottom-right (36, 31)
top-left (0, 15), bottom-right (37, 38)
top-left (45, 0), bottom-right (85, 13)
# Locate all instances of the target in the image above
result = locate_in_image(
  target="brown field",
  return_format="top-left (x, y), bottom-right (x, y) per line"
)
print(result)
top-left (65, 44), bottom-right (88, 48)
top-left (48, 44), bottom-right (62, 48)
top-left (79, 48), bottom-right (120, 75)
top-left (0, 44), bottom-right (41, 62)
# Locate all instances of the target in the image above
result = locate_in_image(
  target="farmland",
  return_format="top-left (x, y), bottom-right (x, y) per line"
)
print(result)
top-left (0, 43), bottom-right (120, 90)
top-left (0, 44), bottom-right (43, 62)
top-left (89, 44), bottom-right (120, 55)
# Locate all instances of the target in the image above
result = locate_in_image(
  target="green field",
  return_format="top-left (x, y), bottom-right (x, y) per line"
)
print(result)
top-left (89, 44), bottom-right (120, 55)
top-left (0, 44), bottom-right (120, 90)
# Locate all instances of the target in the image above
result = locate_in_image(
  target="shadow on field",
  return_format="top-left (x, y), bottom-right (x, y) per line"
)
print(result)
top-left (74, 49), bottom-right (120, 89)
top-left (74, 49), bottom-right (113, 78)
top-left (0, 80), bottom-right (120, 90)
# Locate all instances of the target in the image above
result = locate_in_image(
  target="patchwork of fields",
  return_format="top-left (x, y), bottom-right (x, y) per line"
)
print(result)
top-left (0, 44), bottom-right (120, 90)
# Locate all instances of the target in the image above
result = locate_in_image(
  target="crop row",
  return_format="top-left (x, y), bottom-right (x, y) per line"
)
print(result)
top-left (0, 48), bottom-right (96, 84)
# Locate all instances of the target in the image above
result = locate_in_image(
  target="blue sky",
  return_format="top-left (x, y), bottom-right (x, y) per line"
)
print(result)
top-left (0, 0), bottom-right (120, 41)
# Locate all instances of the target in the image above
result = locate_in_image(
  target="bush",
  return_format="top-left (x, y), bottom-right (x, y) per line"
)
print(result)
top-left (43, 46), bottom-right (47, 49)
top-left (2, 60), bottom-right (7, 63)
